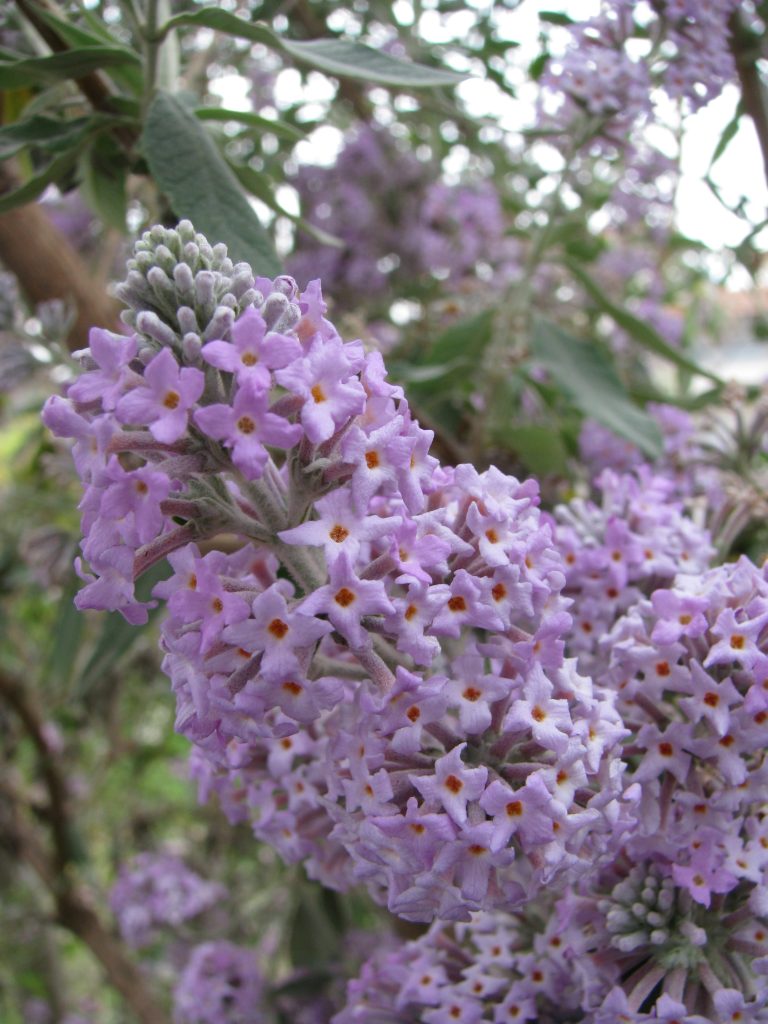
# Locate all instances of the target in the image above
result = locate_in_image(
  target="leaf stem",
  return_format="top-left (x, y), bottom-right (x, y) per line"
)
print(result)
top-left (142, 0), bottom-right (161, 113)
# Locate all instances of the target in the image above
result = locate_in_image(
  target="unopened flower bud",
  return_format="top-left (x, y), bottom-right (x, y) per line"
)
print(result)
top-left (136, 310), bottom-right (177, 346)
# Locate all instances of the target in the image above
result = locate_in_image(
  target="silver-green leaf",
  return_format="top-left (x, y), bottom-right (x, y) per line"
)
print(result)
top-left (142, 91), bottom-right (281, 276)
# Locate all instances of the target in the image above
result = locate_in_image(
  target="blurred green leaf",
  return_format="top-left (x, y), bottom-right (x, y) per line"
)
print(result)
top-left (142, 90), bottom-right (281, 275)
top-left (43, 574), bottom-right (85, 692)
top-left (708, 102), bottom-right (744, 173)
top-left (159, 10), bottom-right (274, 46)
top-left (0, 113), bottom-right (124, 161)
top-left (19, 1), bottom-right (144, 93)
top-left (278, 37), bottom-right (465, 87)
top-left (289, 885), bottom-right (343, 968)
top-left (408, 309), bottom-right (494, 394)
top-left (195, 106), bottom-right (305, 142)
top-left (565, 259), bottom-right (724, 384)
top-left (77, 562), bottom-right (170, 696)
top-left (528, 52), bottom-right (549, 80)
top-left (539, 10), bottom-right (575, 25)
top-left (506, 424), bottom-right (569, 475)
top-left (80, 134), bottom-right (127, 231)
top-left (0, 47), bottom-right (141, 89)
top-left (531, 318), bottom-right (663, 458)
top-left (0, 148), bottom-right (80, 213)
top-left (161, 11), bottom-right (464, 86)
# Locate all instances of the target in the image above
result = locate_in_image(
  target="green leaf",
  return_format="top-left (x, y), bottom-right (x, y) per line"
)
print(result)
top-left (288, 885), bottom-right (343, 968)
top-left (0, 148), bottom-right (80, 213)
top-left (80, 134), bottom-right (127, 231)
top-left (505, 424), bottom-right (569, 475)
top-left (142, 90), bottom-right (281, 275)
top-left (528, 52), bottom-right (550, 80)
top-left (195, 106), bottom-right (305, 142)
top-left (565, 258), bottom-right (724, 384)
top-left (159, 9), bottom-right (275, 46)
top-left (412, 309), bottom-right (494, 387)
top-left (24, 0), bottom-right (125, 48)
top-left (0, 114), bottom-right (118, 161)
top-left (391, 358), bottom-right (470, 385)
top-left (0, 47), bottom-right (141, 89)
top-left (539, 10), bottom-right (575, 25)
top-left (43, 573), bottom-right (85, 691)
top-left (708, 102), bottom-right (743, 173)
top-left (278, 37), bottom-right (464, 87)
top-left (161, 11), bottom-right (463, 87)
top-left (530, 318), bottom-right (663, 458)
top-left (18, 1), bottom-right (144, 94)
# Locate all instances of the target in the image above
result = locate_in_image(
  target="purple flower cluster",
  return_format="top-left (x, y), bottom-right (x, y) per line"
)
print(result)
top-left (110, 852), bottom-right (224, 948)
top-left (287, 126), bottom-right (507, 308)
top-left (413, 181), bottom-right (506, 284)
top-left (48, 224), bottom-right (768, 1017)
top-left (661, 0), bottom-right (741, 110)
top-left (171, 409), bottom-right (628, 921)
top-left (46, 223), bottom-right (627, 926)
top-left (541, 0), bottom-right (740, 144)
top-left (576, 403), bottom-right (744, 538)
top-left (552, 466), bottom-right (713, 672)
top-left (287, 125), bottom-right (430, 307)
top-left (334, 904), bottom-right (592, 1023)
top-left (173, 941), bottom-right (264, 1024)
top-left (335, 554), bottom-right (768, 1021)
top-left (541, 2), bottom-right (651, 134)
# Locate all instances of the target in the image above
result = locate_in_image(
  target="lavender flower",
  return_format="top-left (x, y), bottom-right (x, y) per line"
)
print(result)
top-left (49, 224), bottom-right (768, 1017)
top-left (46, 224), bottom-right (627, 926)
top-left (173, 942), bottom-right (264, 1024)
top-left (110, 853), bottom-right (224, 948)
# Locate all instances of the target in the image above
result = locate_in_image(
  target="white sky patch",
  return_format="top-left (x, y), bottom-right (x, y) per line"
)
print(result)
top-left (294, 125), bottom-right (344, 167)
top-left (677, 87), bottom-right (768, 250)
top-left (208, 73), bottom-right (251, 112)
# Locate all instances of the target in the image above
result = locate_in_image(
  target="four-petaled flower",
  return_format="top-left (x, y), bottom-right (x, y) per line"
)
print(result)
top-left (117, 346), bottom-right (204, 442)
top-left (194, 379), bottom-right (302, 479)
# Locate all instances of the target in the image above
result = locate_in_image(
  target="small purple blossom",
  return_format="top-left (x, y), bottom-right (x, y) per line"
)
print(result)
top-left (117, 346), bottom-right (204, 442)
top-left (194, 379), bottom-right (302, 479)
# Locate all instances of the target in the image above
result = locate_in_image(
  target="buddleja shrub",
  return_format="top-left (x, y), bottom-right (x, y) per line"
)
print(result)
top-left (44, 223), bottom-right (768, 1022)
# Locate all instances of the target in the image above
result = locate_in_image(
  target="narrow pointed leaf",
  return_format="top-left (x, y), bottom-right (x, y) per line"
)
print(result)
top-left (195, 107), bottom-right (305, 142)
top-left (0, 149), bottom-right (80, 213)
top-left (278, 37), bottom-right (464, 87)
top-left (18, 2), bottom-right (144, 93)
top-left (0, 47), bottom-right (141, 89)
top-left (566, 258), bottom-right (724, 384)
top-left (531, 318), bottom-right (663, 458)
top-left (161, 10), bottom-right (463, 87)
top-left (0, 114), bottom-right (115, 160)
